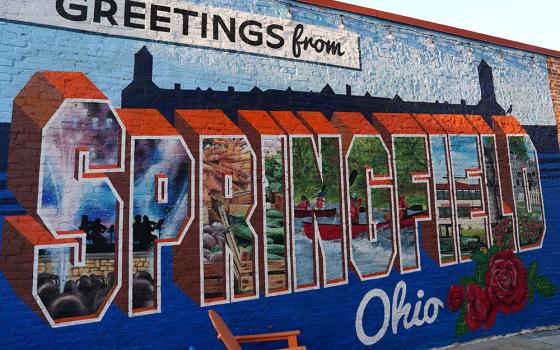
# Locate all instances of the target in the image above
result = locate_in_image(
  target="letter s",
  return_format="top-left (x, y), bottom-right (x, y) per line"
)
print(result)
top-left (1, 72), bottom-right (125, 327)
top-left (266, 24), bottom-right (285, 49)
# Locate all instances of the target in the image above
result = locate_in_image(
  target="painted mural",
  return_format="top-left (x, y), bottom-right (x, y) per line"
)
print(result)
top-left (201, 136), bottom-right (256, 302)
top-left (1, 69), bottom-right (554, 329)
top-left (345, 135), bottom-right (395, 279)
top-left (0, 0), bottom-right (559, 349)
top-left (37, 100), bottom-right (123, 323)
top-left (130, 135), bottom-right (192, 313)
top-left (262, 136), bottom-right (290, 293)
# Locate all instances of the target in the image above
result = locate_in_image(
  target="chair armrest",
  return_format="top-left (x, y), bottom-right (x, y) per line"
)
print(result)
top-left (235, 330), bottom-right (301, 343)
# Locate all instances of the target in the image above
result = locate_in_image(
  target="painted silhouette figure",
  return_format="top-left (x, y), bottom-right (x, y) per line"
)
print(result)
top-left (107, 225), bottom-right (115, 244)
top-left (143, 216), bottom-right (156, 232)
top-left (79, 215), bottom-right (91, 233)
top-left (133, 215), bottom-right (157, 250)
top-left (80, 215), bottom-right (111, 251)
top-left (89, 219), bottom-right (107, 248)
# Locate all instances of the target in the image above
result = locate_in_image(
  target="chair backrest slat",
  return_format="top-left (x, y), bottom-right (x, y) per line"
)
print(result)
top-left (208, 310), bottom-right (242, 350)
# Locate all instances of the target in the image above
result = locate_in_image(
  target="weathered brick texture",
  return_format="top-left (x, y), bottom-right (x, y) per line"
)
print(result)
top-left (0, 1), bottom-right (559, 349)
top-left (548, 57), bottom-right (560, 142)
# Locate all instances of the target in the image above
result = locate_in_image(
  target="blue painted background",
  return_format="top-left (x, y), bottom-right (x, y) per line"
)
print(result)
top-left (1, 161), bottom-right (559, 349)
top-left (0, 0), bottom-right (559, 349)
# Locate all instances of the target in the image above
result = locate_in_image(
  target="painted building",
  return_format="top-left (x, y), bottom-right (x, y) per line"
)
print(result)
top-left (0, 0), bottom-right (559, 349)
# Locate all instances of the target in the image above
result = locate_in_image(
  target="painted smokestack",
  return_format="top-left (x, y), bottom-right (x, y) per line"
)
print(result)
top-left (134, 46), bottom-right (153, 83)
top-left (478, 59), bottom-right (497, 103)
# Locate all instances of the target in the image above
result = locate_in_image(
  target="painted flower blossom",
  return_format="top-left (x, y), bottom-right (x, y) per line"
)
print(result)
top-left (465, 284), bottom-right (496, 331)
top-left (485, 250), bottom-right (528, 313)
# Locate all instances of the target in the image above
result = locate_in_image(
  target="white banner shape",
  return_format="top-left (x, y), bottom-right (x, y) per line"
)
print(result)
top-left (0, 0), bottom-right (361, 69)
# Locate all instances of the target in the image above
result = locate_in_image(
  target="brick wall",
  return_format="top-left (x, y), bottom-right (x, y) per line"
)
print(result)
top-left (38, 254), bottom-right (152, 279)
top-left (548, 57), bottom-right (560, 143)
top-left (0, 1), bottom-right (559, 349)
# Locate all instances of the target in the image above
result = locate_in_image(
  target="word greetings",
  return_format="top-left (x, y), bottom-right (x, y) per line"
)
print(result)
top-left (0, 0), bottom-right (361, 68)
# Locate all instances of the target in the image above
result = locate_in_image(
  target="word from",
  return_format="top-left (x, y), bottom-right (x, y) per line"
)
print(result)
top-left (293, 24), bottom-right (345, 58)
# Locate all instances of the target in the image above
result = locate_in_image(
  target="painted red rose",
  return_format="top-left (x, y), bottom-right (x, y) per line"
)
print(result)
top-left (448, 285), bottom-right (465, 311)
top-left (485, 250), bottom-right (528, 313)
top-left (465, 284), bottom-right (496, 331)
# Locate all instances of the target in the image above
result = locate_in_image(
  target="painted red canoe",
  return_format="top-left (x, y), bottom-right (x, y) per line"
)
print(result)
top-left (303, 222), bottom-right (369, 240)
top-left (294, 208), bottom-right (337, 218)
top-left (302, 211), bottom-right (427, 241)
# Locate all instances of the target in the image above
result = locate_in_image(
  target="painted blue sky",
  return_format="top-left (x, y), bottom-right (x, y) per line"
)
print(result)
top-left (431, 136), bottom-right (482, 183)
top-left (450, 136), bottom-right (480, 179)
top-left (0, 0), bottom-right (555, 126)
top-left (431, 137), bottom-right (448, 183)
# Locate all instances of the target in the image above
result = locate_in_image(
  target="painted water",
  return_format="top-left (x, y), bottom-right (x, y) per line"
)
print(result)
top-left (294, 206), bottom-right (412, 284)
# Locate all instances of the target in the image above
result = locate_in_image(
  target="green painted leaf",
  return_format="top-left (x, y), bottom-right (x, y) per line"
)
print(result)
top-left (528, 262), bottom-right (538, 283)
top-left (455, 311), bottom-right (468, 338)
top-left (487, 245), bottom-right (501, 257)
top-left (535, 276), bottom-right (557, 297)
top-left (459, 276), bottom-right (477, 286)
top-left (471, 250), bottom-right (488, 265)
top-left (528, 279), bottom-right (536, 303)
top-left (473, 263), bottom-right (488, 285)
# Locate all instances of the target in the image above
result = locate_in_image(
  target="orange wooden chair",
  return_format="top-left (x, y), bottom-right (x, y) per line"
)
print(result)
top-left (208, 310), bottom-right (306, 350)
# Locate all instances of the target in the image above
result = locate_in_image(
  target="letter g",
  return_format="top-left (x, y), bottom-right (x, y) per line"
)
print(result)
top-left (56, 0), bottom-right (88, 21)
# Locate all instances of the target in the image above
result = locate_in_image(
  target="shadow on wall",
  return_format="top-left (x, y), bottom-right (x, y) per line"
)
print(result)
top-left (0, 123), bottom-right (9, 171)
top-left (121, 47), bottom-right (558, 154)
top-left (122, 48), bottom-right (507, 124)
top-left (523, 125), bottom-right (560, 154)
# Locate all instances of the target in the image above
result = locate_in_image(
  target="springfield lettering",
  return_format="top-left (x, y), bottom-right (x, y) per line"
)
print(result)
top-left (0, 0), bottom-right (361, 68)
top-left (0, 70), bottom-right (547, 328)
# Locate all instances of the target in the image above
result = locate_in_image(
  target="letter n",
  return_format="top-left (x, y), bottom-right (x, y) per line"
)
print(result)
top-left (269, 111), bottom-right (347, 290)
